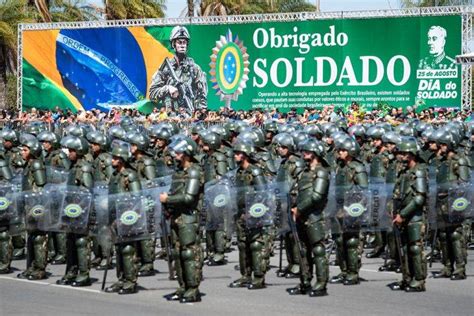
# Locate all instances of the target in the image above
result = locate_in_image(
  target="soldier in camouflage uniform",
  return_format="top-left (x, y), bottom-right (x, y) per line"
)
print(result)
top-left (390, 137), bottom-right (428, 292)
top-left (17, 137), bottom-right (48, 280)
top-left (365, 125), bottom-right (389, 259)
top-left (229, 141), bottom-right (268, 290)
top-left (432, 129), bottom-right (469, 280)
top-left (200, 131), bottom-right (230, 266)
top-left (0, 145), bottom-right (14, 274)
top-left (272, 133), bottom-right (305, 278)
top-left (105, 145), bottom-right (142, 295)
top-left (378, 132), bottom-right (403, 272)
top-left (38, 131), bottom-right (69, 264)
top-left (86, 131), bottom-right (114, 269)
top-left (1, 130), bottom-right (26, 260)
top-left (127, 132), bottom-right (158, 276)
top-left (149, 25), bottom-right (207, 113)
top-left (160, 137), bottom-right (203, 303)
top-left (56, 136), bottom-right (94, 287)
top-left (330, 136), bottom-right (369, 286)
top-left (150, 126), bottom-right (175, 176)
top-left (287, 138), bottom-right (330, 297)
top-left (38, 131), bottom-right (70, 169)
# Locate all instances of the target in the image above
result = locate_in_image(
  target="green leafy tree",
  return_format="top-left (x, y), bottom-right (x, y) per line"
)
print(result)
top-left (105, 0), bottom-right (166, 20)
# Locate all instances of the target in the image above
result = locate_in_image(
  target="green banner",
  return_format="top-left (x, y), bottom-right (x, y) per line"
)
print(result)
top-left (184, 15), bottom-right (462, 111)
top-left (22, 14), bottom-right (462, 113)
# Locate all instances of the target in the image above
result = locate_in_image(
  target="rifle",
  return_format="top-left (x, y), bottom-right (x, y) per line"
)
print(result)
top-left (161, 210), bottom-right (175, 280)
top-left (288, 211), bottom-right (310, 287)
top-left (393, 223), bottom-right (408, 277)
top-left (164, 58), bottom-right (195, 114)
top-left (429, 228), bottom-right (438, 268)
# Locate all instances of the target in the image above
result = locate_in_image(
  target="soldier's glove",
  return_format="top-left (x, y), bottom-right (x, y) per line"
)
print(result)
top-left (167, 85), bottom-right (179, 99)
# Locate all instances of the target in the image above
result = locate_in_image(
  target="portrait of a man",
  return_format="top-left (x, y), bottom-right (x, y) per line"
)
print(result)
top-left (418, 26), bottom-right (456, 70)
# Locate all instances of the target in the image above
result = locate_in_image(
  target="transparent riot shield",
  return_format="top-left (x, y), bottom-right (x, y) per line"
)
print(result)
top-left (323, 173), bottom-right (339, 233)
top-left (447, 182), bottom-right (473, 224)
top-left (267, 181), bottom-right (290, 235)
top-left (92, 182), bottom-right (114, 248)
top-left (0, 183), bottom-right (14, 223)
top-left (114, 193), bottom-right (150, 243)
top-left (204, 181), bottom-right (237, 233)
top-left (46, 167), bottom-right (69, 185)
top-left (22, 190), bottom-right (51, 232)
top-left (58, 186), bottom-right (92, 235)
top-left (43, 184), bottom-right (66, 232)
top-left (338, 186), bottom-right (372, 232)
top-left (369, 177), bottom-right (392, 232)
top-left (427, 166), bottom-right (439, 230)
top-left (245, 187), bottom-right (276, 229)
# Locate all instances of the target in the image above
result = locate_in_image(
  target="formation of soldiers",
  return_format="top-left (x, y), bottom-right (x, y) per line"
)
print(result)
top-left (0, 115), bottom-right (472, 303)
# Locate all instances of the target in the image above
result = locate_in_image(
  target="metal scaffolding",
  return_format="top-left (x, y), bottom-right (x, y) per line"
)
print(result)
top-left (17, 5), bottom-right (474, 111)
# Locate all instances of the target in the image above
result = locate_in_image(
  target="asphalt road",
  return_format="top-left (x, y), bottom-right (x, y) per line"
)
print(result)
top-left (1, 243), bottom-right (473, 316)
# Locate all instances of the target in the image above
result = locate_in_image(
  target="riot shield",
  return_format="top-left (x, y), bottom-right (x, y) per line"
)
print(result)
top-left (58, 186), bottom-right (92, 235)
top-left (42, 184), bottom-right (65, 232)
top-left (141, 185), bottom-right (170, 238)
top-left (0, 183), bottom-right (14, 223)
top-left (447, 182), bottom-right (473, 224)
top-left (46, 167), bottom-right (69, 185)
top-left (245, 187), bottom-right (276, 229)
top-left (369, 177), bottom-right (392, 232)
top-left (204, 181), bottom-right (237, 233)
top-left (427, 166), bottom-right (439, 230)
top-left (338, 186), bottom-right (372, 232)
top-left (92, 182), bottom-right (113, 242)
top-left (323, 173), bottom-right (339, 233)
top-left (114, 193), bottom-right (150, 243)
top-left (22, 190), bottom-right (51, 232)
top-left (267, 181), bottom-right (290, 235)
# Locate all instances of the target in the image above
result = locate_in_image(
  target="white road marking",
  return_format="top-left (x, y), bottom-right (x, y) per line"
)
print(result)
top-left (0, 276), bottom-right (103, 294)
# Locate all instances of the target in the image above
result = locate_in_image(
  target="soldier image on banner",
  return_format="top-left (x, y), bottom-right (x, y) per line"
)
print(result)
top-left (149, 25), bottom-right (207, 115)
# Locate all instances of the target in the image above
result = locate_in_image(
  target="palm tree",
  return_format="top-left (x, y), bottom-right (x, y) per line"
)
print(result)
top-left (104, 0), bottom-right (166, 20)
top-left (196, 0), bottom-right (316, 17)
top-left (0, 0), bottom-right (37, 109)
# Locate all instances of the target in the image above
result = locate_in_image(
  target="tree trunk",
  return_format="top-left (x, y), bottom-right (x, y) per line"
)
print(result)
top-left (0, 46), bottom-right (7, 109)
top-left (187, 0), bottom-right (194, 17)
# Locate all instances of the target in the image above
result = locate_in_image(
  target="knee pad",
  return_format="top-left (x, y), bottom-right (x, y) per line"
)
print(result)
top-left (313, 244), bottom-right (326, 258)
top-left (75, 237), bottom-right (88, 248)
top-left (347, 237), bottom-right (359, 248)
top-left (122, 245), bottom-right (135, 256)
top-left (250, 241), bottom-right (263, 252)
top-left (409, 244), bottom-right (421, 256)
top-left (34, 235), bottom-right (46, 246)
top-left (181, 248), bottom-right (194, 261)
top-left (0, 231), bottom-right (9, 242)
top-left (451, 229), bottom-right (462, 241)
